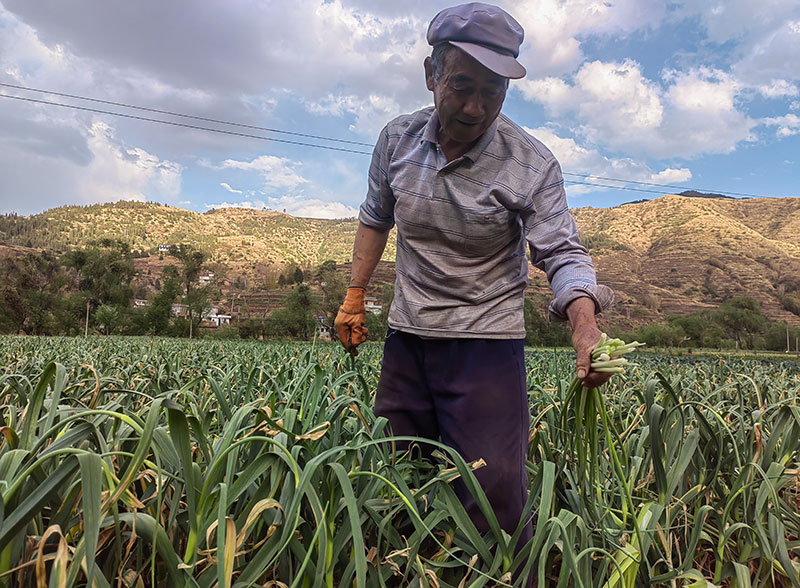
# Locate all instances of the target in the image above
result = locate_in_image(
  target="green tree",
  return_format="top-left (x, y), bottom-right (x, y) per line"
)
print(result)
top-left (781, 293), bottom-right (800, 316)
top-left (317, 261), bottom-right (347, 327)
top-left (238, 317), bottom-right (267, 340)
top-left (669, 312), bottom-right (728, 348)
top-left (145, 266), bottom-right (183, 335)
top-left (94, 304), bottom-right (120, 335)
top-left (265, 284), bottom-right (316, 339)
top-left (361, 283), bottom-right (394, 342)
top-left (631, 322), bottom-right (685, 347)
top-left (62, 239), bottom-right (136, 308)
top-left (763, 322), bottom-right (800, 351)
top-left (364, 311), bottom-right (387, 341)
top-left (0, 251), bottom-right (67, 335)
top-left (293, 267), bottom-right (304, 284)
top-left (168, 245), bottom-right (210, 338)
top-left (523, 298), bottom-right (571, 347)
top-left (714, 297), bottom-right (765, 349)
top-left (316, 260), bottom-right (337, 279)
top-left (60, 239), bottom-right (136, 333)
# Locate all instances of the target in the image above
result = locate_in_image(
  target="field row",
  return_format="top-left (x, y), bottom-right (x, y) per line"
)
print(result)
top-left (0, 337), bottom-right (798, 587)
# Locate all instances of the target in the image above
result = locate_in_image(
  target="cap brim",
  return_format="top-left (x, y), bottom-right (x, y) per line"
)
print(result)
top-left (449, 41), bottom-right (526, 79)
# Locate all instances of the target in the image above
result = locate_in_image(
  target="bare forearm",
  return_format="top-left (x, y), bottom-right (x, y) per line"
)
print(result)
top-left (566, 296), bottom-right (598, 331)
top-left (350, 221), bottom-right (390, 288)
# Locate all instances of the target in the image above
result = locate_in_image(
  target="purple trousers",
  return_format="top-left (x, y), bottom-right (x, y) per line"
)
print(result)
top-left (374, 329), bottom-right (532, 543)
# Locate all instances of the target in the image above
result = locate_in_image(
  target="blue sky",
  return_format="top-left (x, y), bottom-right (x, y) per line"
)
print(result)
top-left (0, 0), bottom-right (798, 218)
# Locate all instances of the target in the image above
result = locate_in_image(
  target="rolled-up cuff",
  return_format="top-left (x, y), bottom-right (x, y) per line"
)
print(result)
top-left (358, 207), bottom-right (395, 232)
top-left (548, 284), bottom-right (615, 322)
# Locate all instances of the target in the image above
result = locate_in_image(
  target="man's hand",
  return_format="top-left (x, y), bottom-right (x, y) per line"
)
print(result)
top-left (334, 287), bottom-right (368, 354)
top-left (566, 297), bottom-right (611, 388)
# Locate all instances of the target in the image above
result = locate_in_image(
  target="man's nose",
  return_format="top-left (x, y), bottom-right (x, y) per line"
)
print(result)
top-left (462, 95), bottom-right (485, 118)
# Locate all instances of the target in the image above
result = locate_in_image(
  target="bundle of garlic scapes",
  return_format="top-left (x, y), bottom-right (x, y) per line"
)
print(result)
top-left (589, 333), bottom-right (646, 374)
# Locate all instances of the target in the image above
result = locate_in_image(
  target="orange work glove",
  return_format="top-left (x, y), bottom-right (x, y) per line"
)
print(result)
top-left (334, 287), bottom-right (368, 353)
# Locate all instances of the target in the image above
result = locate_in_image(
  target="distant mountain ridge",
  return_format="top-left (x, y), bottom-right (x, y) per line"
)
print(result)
top-left (678, 190), bottom-right (735, 199)
top-left (1, 195), bottom-right (799, 328)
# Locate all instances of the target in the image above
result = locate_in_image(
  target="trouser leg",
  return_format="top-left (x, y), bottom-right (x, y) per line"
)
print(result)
top-left (428, 338), bottom-right (533, 587)
top-left (375, 332), bottom-right (531, 536)
top-left (426, 338), bottom-right (531, 539)
top-left (374, 329), bottom-right (440, 458)
top-left (374, 332), bottom-right (533, 585)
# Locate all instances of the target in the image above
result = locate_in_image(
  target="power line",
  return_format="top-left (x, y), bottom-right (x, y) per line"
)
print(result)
top-left (564, 180), bottom-right (667, 196)
top-left (0, 93), bottom-right (373, 156)
top-left (0, 87), bottom-right (789, 199)
top-left (0, 82), bottom-right (374, 147)
top-left (561, 171), bottom-right (763, 199)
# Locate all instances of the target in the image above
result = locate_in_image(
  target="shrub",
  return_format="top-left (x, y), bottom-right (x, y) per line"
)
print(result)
top-left (781, 294), bottom-right (800, 316)
top-left (205, 325), bottom-right (241, 340)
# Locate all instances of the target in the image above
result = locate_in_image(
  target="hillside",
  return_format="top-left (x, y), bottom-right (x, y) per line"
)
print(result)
top-left (0, 201), bottom-right (391, 267)
top-left (1, 196), bottom-right (799, 328)
top-left (572, 195), bottom-right (800, 327)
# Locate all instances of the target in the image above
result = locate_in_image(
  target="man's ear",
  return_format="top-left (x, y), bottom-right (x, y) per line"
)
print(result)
top-left (424, 57), bottom-right (435, 92)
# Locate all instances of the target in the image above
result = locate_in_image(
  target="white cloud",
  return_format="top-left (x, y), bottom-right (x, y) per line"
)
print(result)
top-left (80, 122), bottom-right (182, 204)
top-left (664, 68), bottom-right (738, 112)
top-left (220, 182), bottom-right (243, 195)
top-left (2, 0), bottom-right (797, 215)
top-left (204, 200), bottom-right (268, 210)
top-left (525, 126), bottom-right (692, 196)
top-left (204, 196), bottom-right (357, 219)
top-left (305, 92), bottom-right (418, 139)
top-left (652, 168), bottom-right (693, 183)
top-left (674, 0), bottom-right (798, 43)
top-left (0, 117), bottom-right (182, 214)
top-left (757, 79), bottom-right (799, 99)
top-left (265, 195), bottom-right (359, 219)
top-left (763, 114), bottom-right (800, 138)
top-left (1, 0), bottom-right (435, 140)
top-left (733, 19), bottom-right (800, 85)
top-left (673, 1), bottom-right (800, 86)
top-left (576, 60), bottom-right (663, 129)
top-left (519, 61), bottom-right (756, 159)
top-left (213, 155), bottom-right (309, 192)
top-left (516, 78), bottom-right (576, 116)
top-left (509, 0), bottom-right (668, 77)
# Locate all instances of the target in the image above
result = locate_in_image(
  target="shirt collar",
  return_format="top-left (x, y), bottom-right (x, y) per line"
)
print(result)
top-left (420, 108), bottom-right (499, 163)
top-left (421, 108), bottom-right (440, 145)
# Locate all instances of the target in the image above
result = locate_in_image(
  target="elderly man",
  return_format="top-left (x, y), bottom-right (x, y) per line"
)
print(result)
top-left (335, 2), bottom-right (613, 546)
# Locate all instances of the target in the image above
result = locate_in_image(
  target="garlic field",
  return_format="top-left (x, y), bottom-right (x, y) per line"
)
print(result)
top-left (0, 337), bottom-right (798, 587)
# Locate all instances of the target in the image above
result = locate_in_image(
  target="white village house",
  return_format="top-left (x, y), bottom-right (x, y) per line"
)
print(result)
top-left (315, 316), bottom-right (335, 341)
top-left (204, 305), bottom-right (231, 327)
top-left (365, 296), bottom-right (382, 315)
top-left (170, 303), bottom-right (230, 327)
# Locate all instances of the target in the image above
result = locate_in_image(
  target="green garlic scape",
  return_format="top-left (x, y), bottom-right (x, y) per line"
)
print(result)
top-left (590, 333), bottom-right (646, 374)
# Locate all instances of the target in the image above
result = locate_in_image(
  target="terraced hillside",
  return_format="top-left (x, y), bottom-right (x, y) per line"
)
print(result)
top-left (573, 195), bottom-right (800, 327)
top-left (1, 195), bottom-right (799, 327)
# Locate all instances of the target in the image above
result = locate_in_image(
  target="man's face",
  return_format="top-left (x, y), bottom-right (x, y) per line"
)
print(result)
top-left (425, 48), bottom-right (508, 148)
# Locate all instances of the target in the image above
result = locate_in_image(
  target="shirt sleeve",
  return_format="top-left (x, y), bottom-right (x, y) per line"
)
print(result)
top-left (358, 126), bottom-right (395, 231)
top-left (519, 158), bottom-right (614, 321)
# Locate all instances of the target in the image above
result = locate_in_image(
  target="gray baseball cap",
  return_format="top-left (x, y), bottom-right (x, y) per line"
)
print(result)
top-left (427, 3), bottom-right (526, 79)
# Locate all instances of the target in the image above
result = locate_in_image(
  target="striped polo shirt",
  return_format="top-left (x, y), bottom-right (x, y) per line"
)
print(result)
top-left (360, 106), bottom-right (612, 339)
